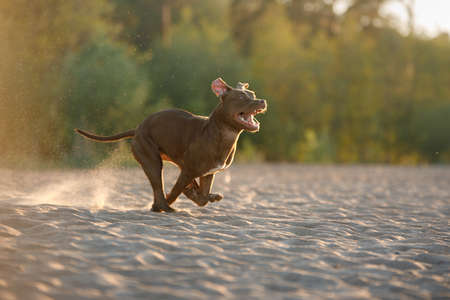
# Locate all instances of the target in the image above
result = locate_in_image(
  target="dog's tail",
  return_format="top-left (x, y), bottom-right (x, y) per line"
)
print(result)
top-left (75, 128), bottom-right (135, 143)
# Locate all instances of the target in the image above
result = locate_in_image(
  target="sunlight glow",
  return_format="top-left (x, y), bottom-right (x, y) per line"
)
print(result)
top-left (383, 0), bottom-right (450, 36)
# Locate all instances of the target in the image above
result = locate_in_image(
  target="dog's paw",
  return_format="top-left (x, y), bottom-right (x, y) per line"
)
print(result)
top-left (151, 202), bottom-right (176, 213)
top-left (209, 193), bottom-right (223, 202)
top-left (163, 206), bottom-right (176, 213)
top-left (151, 203), bottom-right (162, 212)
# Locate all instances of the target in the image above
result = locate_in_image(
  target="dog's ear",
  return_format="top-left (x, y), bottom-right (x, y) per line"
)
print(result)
top-left (236, 82), bottom-right (249, 90)
top-left (211, 78), bottom-right (231, 97)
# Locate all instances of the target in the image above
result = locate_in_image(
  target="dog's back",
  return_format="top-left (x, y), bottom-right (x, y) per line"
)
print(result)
top-left (137, 109), bottom-right (206, 163)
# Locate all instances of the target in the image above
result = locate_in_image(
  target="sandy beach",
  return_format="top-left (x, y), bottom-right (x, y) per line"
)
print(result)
top-left (0, 164), bottom-right (448, 299)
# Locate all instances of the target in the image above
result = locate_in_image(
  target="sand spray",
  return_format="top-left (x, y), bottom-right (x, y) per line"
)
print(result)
top-left (18, 147), bottom-right (136, 211)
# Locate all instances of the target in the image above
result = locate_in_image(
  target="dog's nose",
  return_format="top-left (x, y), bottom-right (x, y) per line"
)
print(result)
top-left (258, 100), bottom-right (267, 106)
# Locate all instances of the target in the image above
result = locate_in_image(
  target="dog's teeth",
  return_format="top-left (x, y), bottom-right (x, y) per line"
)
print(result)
top-left (237, 112), bottom-right (260, 129)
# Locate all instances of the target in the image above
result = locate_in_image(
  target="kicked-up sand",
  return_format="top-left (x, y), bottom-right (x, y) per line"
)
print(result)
top-left (0, 164), bottom-right (448, 299)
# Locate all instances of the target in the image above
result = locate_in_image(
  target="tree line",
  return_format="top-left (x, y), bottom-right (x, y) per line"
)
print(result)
top-left (1, 0), bottom-right (449, 167)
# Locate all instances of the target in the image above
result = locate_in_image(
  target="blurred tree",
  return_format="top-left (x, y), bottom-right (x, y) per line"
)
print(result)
top-left (1, 0), bottom-right (449, 166)
top-left (111, 0), bottom-right (197, 52)
top-left (343, 0), bottom-right (390, 31)
top-left (285, 0), bottom-right (338, 36)
top-left (407, 35), bottom-right (450, 162)
top-left (229, 0), bottom-right (275, 54)
top-left (0, 0), bottom-right (116, 165)
top-left (148, 4), bottom-right (248, 115)
top-left (248, 2), bottom-right (307, 160)
top-left (62, 35), bottom-right (149, 161)
top-left (412, 104), bottom-right (450, 162)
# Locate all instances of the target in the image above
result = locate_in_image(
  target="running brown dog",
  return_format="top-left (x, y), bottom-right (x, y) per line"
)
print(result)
top-left (75, 78), bottom-right (267, 212)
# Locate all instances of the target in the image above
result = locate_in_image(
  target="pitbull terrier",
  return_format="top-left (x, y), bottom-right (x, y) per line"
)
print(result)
top-left (75, 78), bottom-right (267, 212)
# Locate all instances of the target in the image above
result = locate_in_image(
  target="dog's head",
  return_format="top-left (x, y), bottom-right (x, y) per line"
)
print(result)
top-left (211, 78), bottom-right (267, 132)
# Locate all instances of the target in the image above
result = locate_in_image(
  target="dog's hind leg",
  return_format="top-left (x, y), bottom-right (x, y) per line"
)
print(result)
top-left (167, 170), bottom-right (195, 205)
top-left (131, 137), bottom-right (174, 213)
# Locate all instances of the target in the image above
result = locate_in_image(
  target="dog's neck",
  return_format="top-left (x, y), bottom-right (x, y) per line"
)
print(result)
top-left (207, 104), bottom-right (242, 149)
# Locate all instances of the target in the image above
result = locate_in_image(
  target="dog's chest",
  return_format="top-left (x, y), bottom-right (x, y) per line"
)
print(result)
top-left (204, 162), bottom-right (229, 176)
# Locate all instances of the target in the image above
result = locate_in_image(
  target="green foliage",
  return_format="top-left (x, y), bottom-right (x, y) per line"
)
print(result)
top-left (0, 0), bottom-right (115, 164)
top-left (148, 8), bottom-right (247, 115)
top-left (1, 0), bottom-right (450, 167)
top-left (62, 35), bottom-right (149, 162)
top-left (295, 129), bottom-right (335, 163)
top-left (411, 104), bottom-right (450, 162)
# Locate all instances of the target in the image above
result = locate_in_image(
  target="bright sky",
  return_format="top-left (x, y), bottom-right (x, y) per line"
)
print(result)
top-left (333, 0), bottom-right (450, 37)
top-left (382, 0), bottom-right (450, 37)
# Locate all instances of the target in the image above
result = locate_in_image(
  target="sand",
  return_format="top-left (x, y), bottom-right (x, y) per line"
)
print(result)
top-left (0, 164), bottom-right (448, 299)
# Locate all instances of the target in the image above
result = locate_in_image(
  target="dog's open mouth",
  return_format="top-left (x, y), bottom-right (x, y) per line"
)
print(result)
top-left (236, 107), bottom-right (266, 131)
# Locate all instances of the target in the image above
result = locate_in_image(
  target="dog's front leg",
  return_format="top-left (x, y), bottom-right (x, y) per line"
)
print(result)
top-left (189, 175), bottom-right (223, 206)
top-left (183, 179), bottom-right (200, 200)
top-left (199, 175), bottom-right (223, 203)
top-left (182, 175), bottom-right (223, 206)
